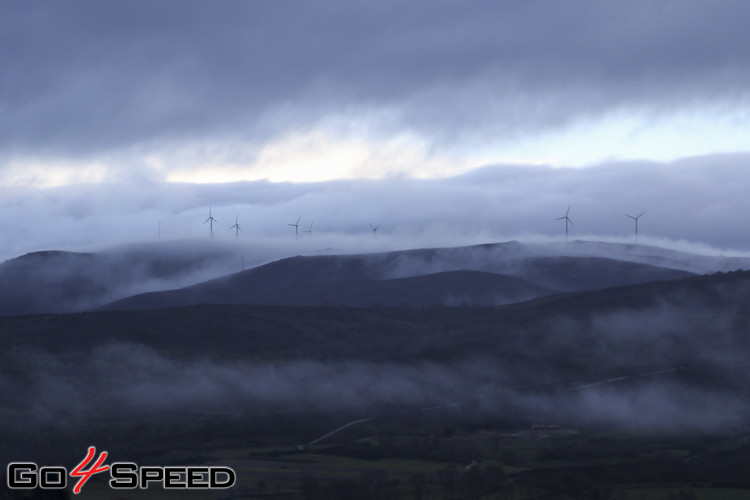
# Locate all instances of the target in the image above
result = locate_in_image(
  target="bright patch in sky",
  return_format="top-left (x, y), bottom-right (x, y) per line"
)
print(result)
top-left (164, 104), bottom-right (750, 184)
top-left (164, 130), bottom-right (468, 184)
top-left (496, 105), bottom-right (750, 167)
top-left (2, 105), bottom-right (748, 188)
top-left (0, 159), bottom-right (110, 188)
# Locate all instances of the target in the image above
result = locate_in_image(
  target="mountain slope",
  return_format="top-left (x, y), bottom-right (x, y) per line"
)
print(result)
top-left (103, 251), bottom-right (693, 310)
top-left (489, 255), bottom-right (694, 291)
top-left (105, 269), bottom-right (554, 309)
top-left (0, 243), bottom-right (241, 315)
top-left (3, 266), bottom-right (750, 487)
top-left (3, 267), bottom-right (750, 464)
top-left (4, 269), bottom-right (749, 366)
top-left (2, 239), bottom-right (740, 315)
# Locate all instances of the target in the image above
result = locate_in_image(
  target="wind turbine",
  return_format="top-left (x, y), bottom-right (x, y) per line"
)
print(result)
top-left (289, 216), bottom-right (301, 238)
top-left (626, 211), bottom-right (645, 239)
top-left (230, 214), bottom-right (241, 238)
top-left (204, 206), bottom-right (218, 237)
top-left (303, 222), bottom-right (313, 237)
top-left (554, 205), bottom-right (574, 239)
top-left (369, 223), bottom-right (380, 239)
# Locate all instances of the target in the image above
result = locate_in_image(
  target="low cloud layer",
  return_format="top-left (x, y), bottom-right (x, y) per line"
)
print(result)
top-left (4, 281), bottom-right (750, 439)
top-left (5, 342), bottom-right (747, 440)
top-left (2, 156), bottom-right (750, 263)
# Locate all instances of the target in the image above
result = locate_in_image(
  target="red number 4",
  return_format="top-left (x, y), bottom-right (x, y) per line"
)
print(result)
top-left (70, 446), bottom-right (110, 494)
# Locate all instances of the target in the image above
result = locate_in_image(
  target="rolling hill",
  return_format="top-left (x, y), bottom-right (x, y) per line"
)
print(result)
top-left (3, 241), bottom-right (750, 494)
top-left (0, 267), bottom-right (746, 377)
top-left (3, 264), bottom-right (750, 470)
top-left (0, 242), bottom-right (242, 315)
top-left (104, 268), bottom-right (557, 309)
top-left (103, 250), bottom-right (693, 310)
top-left (1, 239), bottom-right (746, 315)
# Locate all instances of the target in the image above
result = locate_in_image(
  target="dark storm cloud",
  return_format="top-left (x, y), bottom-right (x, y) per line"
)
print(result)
top-left (2, 1), bottom-right (749, 161)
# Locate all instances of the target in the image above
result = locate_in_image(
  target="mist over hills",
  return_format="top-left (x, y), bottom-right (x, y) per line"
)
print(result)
top-left (7, 2), bottom-right (750, 491)
top-left (0, 242), bottom-right (243, 315)
top-left (3, 238), bottom-right (743, 315)
top-left (104, 269), bottom-right (556, 309)
top-left (3, 239), bottom-right (750, 471)
top-left (4, 267), bottom-right (749, 365)
top-left (104, 251), bottom-right (692, 310)
top-left (3, 266), bottom-right (750, 451)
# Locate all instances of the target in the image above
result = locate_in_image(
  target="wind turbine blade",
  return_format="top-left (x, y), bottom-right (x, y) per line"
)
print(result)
top-left (638, 211), bottom-right (646, 218)
top-left (626, 214), bottom-right (635, 220)
top-left (565, 205), bottom-right (570, 217)
top-left (568, 219), bottom-right (574, 226)
top-left (554, 217), bottom-right (565, 221)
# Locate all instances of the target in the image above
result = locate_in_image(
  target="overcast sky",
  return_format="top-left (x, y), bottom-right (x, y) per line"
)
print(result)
top-left (2, 1), bottom-right (750, 260)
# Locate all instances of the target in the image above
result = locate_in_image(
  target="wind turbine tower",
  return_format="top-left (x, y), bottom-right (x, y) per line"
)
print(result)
top-left (626, 211), bottom-right (645, 239)
top-left (554, 205), bottom-right (574, 239)
top-left (369, 223), bottom-right (380, 239)
top-left (230, 214), bottom-right (241, 238)
top-left (289, 216), bottom-right (301, 238)
top-left (204, 206), bottom-right (218, 238)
